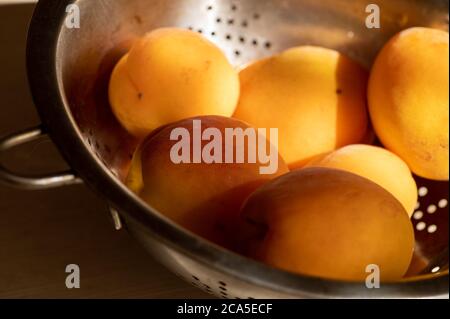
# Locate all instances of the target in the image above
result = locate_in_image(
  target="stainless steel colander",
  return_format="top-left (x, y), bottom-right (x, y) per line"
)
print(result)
top-left (0, 0), bottom-right (448, 298)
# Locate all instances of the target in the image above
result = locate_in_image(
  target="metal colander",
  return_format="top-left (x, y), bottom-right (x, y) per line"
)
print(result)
top-left (0, 0), bottom-right (448, 298)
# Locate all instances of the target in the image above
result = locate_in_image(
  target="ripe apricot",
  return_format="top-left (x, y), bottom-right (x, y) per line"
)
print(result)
top-left (234, 46), bottom-right (369, 168)
top-left (126, 116), bottom-right (289, 249)
top-left (368, 27), bottom-right (449, 180)
top-left (306, 144), bottom-right (418, 216)
top-left (109, 28), bottom-right (239, 138)
top-left (240, 168), bottom-right (415, 281)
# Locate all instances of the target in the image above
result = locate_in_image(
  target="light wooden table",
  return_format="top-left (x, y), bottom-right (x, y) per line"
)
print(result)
top-left (0, 2), bottom-right (209, 299)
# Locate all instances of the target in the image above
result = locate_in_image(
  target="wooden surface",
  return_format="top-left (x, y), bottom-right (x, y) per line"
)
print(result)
top-left (0, 3), bottom-right (209, 299)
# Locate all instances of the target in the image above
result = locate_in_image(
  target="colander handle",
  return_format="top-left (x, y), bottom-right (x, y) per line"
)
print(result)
top-left (0, 126), bottom-right (82, 190)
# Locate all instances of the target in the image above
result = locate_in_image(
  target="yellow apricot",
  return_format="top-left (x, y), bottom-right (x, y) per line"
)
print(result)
top-left (368, 27), bottom-right (449, 180)
top-left (306, 144), bottom-right (418, 216)
top-left (234, 46), bottom-right (369, 168)
top-left (127, 116), bottom-right (289, 250)
top-left (240, 168), bottom-right (415, 281)
top-left (109, 28), bottom-right (239, 138)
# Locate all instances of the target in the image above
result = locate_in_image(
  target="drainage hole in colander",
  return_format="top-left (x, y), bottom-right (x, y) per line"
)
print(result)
top-left (225, 34), bottom-right (232, 40)
top-left (427, 204), bottom-right (437, 214)
top-left (427, 224), bottom-right (437, 233)
top-left (438, 199), bottom-right (448, 208)
top-left (242, 20), bottom-right (249, 28)
top-left (413, 210), bottom-right (423, 220)
top-left (418, 186), bottom-right (428, 197)
top-left (416, 222), bottom-right (426, 231)
top-left (431, 266), bottom-right (441, 273)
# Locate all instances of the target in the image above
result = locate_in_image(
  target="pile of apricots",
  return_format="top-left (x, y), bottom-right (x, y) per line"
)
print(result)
top-left (109, 27), bottom-right (449, 282)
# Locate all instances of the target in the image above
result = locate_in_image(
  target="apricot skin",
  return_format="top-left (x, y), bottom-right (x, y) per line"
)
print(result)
top-left (109, 28), bottom-right (240, 138)
top-left (234, 46), bottom-right (369, 168)
top-left (368, 27), bottom-right (449, 181)
top-left (306, 144), bottom-right (418, 217)
top-left (126, 116), bottom-right (289, 249)
top-left (240, 168), bottom-right (415, 281)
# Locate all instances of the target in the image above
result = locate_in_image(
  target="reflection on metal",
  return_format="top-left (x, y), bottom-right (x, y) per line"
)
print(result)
top-left (109, 206), bottom-right (123, 231)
